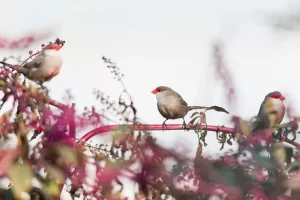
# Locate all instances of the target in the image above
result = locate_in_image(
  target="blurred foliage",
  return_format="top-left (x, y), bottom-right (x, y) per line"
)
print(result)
top-left (0, 35), bottom-right (300, 200)
top-left (269, 9), bottom-right (300, 31)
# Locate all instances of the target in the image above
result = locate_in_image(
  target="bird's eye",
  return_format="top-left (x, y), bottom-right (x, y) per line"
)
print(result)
top-left (157, 89), bottom-right (161, 92)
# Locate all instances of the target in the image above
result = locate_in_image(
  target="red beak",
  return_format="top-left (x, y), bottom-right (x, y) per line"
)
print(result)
top-left (280, 95), bottom-right (286, 101)
top-left (151, 89), bottom-right (157, 94)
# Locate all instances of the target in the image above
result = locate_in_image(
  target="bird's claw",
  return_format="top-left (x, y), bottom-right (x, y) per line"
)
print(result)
top-left (40, 85), bottom-right (47, 90)
top-left (36, 81), bottom-right (46, 90)
top-left (181, 124), bottom-right (186, 131)
top-left (162, 122), bottom-right (167, 132)
top-left (182, 121), bottom-right (189, 131)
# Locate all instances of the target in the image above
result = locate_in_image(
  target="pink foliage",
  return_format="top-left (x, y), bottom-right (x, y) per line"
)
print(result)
top-left (0, 37), bottom-right (299, 200)
top-left (0, 31), bottom-right (51, 50)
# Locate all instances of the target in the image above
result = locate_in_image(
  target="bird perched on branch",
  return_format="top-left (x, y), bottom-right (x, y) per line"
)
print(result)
top-left (251, 92), bottom-right (294, 169)
top-left (252, 91), bottom-right (286, 132)
top-left (151, 86), bottom-right (229, 130)
top-left (0, 43), bottom-right (63, 85)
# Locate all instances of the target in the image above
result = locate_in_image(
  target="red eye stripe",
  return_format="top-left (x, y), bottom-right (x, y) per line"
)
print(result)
top-left (271, 94), bottom-right (285, 100)
top-left (271, 94), bottom-right (280, 99)
top-left (156, 88), bottom-right (165, 92)
top-left (46, 45), bottom-right (61, 50)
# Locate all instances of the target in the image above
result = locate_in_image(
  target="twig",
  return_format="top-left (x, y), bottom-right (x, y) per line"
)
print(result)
top-left (47, 97), bottom-right (69, 111)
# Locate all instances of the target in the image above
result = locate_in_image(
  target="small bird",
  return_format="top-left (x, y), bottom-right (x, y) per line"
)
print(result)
top-left (0, 43), bottom-right (63, 85)
top-left (151, 86), bottom-right (229, 130)
top-left (251, 92), bottom-right (293, 169)
top-left (252, 91), bottom-right (286, 132)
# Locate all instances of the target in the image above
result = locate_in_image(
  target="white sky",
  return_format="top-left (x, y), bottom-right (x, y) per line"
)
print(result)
top-left (1, 0), bottom-right (300, 199)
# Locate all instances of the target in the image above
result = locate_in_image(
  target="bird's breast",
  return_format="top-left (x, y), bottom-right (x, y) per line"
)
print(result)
top-left (265, 98), bottom-right (285, 124)
top-left (45, 56), bottom-right (63, 68)
top-left (44, 66), bottom-right (61, 81)
top-left (42, 56), bottom-right (63, 73)
top-left (157, 95), bottom-right (180, 108)
top-left (29, 56), bottom-right (63, 82)
top-left (157, 96), bottom-right (188, 119)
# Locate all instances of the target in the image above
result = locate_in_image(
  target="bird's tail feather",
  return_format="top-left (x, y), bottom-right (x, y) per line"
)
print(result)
top-left (0, 61), bottom-right (29, 76)
top-left (187, 106), bottom-right (208, 111)
top-left (187, 105), bottom-right (229, 114)
top-left (0, 61), bottom-right (15, 68)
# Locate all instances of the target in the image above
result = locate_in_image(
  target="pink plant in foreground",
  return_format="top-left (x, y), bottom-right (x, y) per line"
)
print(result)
top-left (0, 36), bottom-right (299, 200)
top-left (0, 31), bottom-right (50, 50)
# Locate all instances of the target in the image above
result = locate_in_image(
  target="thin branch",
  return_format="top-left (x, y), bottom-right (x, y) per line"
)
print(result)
top-left (79, 124), bottom-right (234, 142)
top-left (68, 103), bottom-right (76, 140)
top-left (5, 82), bottom-right (69, 111)
top-left (47, 97), bottom-right (69, 111)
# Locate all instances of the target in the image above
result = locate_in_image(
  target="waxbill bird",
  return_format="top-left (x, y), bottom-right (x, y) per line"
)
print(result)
top-left (251, 92), bottom-right (294, 167)
top-left (151, 86), bottom-right (230, 130)
top-left (252, 91), bottom-right (286, 132)
top-left (0, 43), bottom-right (63, 85)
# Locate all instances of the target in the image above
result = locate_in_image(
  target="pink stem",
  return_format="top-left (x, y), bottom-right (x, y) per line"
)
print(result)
top-left (68, 103), bottom-right (76, 140)
top-left (79, 124), bottom-right (234, 142)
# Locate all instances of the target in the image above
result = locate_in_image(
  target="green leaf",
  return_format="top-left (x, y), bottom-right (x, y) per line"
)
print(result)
top-left (8, 162), bottom-right (32, 198)
top-left (44, 164), bottom-right (65, 183)
top-left (44, 180), bottom-right (60, 196)
top-left (105, 157), bottom-right (126, 169)
top-left (271, 142), bottom-right (286, 169)
top-left (113, 125), bottom-right (129, 140)
top-left (56, 145), bottom-right (79, 166)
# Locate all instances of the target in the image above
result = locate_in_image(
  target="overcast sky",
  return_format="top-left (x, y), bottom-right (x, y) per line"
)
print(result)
top-left (1, 0), bottom-right (300, 199)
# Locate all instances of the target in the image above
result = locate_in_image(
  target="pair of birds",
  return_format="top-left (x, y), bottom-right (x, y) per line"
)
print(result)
top-left (151, 86), bottom-right (286, 132)
top-left (0, 43), bottom-right (63, 84)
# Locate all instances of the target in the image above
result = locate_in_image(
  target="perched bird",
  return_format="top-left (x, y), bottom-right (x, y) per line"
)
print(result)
top-left (252, 91), bottom-right (286, 132)
top-left (0, 43), bottom-right (63, 85)
top-left (151, 86), bottom-right (229, 130)
top-left (251, 92), bottom-right (294, 169)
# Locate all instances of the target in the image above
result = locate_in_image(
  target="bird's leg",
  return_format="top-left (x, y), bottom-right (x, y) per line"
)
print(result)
top-left (182, 118), bottom-right (189, 131)
top-left (39, 82), bottom-right (43, 88)
top-left (162, 119), bottom-right (168, 131)
top-left (38, 82), bottom-right (47, 90)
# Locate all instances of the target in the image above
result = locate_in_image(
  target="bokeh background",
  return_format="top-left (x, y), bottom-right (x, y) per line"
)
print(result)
top-left (1, 0), bottom-right (300, 199)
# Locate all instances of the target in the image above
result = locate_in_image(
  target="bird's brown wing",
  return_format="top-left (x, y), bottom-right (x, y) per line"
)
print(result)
top-left (172, 92), bottom-right (188, 106)
top-left (23, 55), bottom-right (44, 69)
top-left (252, 100), bottom-right (270, 131)
top-left (256, 99), bottom-right (266, 118)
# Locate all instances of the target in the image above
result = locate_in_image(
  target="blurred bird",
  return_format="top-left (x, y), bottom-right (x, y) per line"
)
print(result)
top-left (252, 91), bottom-right (286, 132)
top-left (251, 92), bottom-right (295, 169)
top-left (151, 86), bottom-right (229, 130)
top-left (0, 43), bottom-right (63, 85)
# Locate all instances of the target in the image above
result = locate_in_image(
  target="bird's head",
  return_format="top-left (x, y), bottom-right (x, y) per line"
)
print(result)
top-left (266, 91), bottom-right (286, 101)
top-left (42, 44), bottom-right (61, 56)
top-left (263, 91), bottom-right (286, 123)
top-left (151, 86), bottom-right (172, 99)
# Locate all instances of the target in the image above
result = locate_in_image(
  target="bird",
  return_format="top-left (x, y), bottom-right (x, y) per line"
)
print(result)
top-left (0, 43), bottom-right (63, 85)
top-left (251, 91), bottom-right (294, 169)
top-left (252, 91), bottom-right (286, 132)
top-left (151, 86), bottom-right (229, 130)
